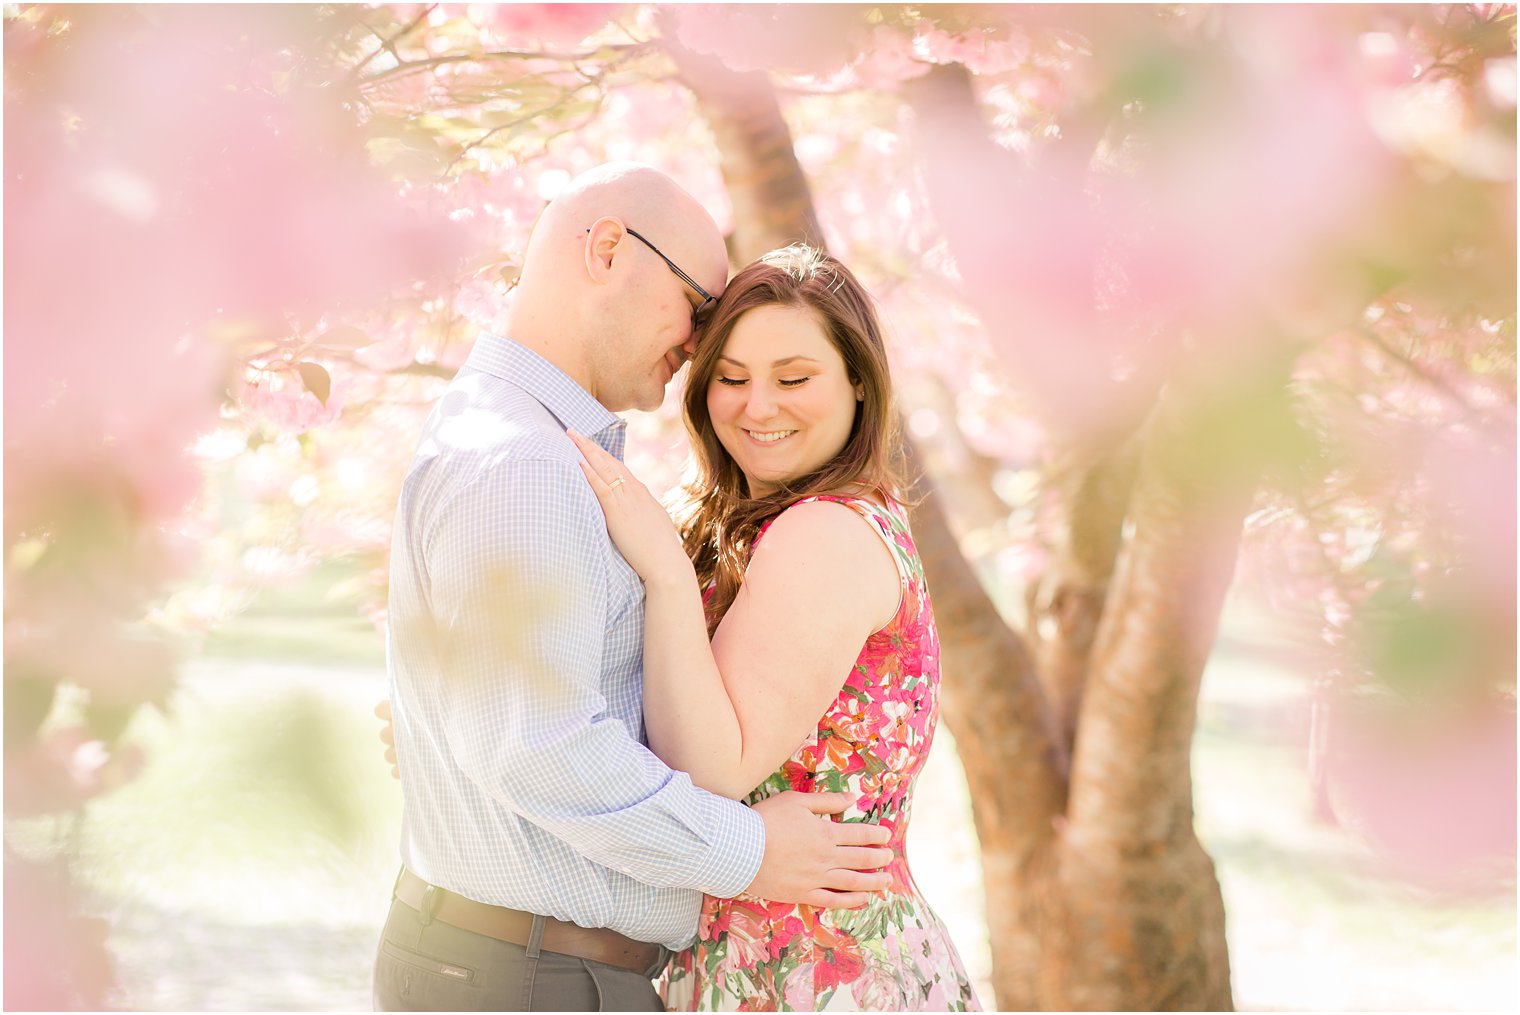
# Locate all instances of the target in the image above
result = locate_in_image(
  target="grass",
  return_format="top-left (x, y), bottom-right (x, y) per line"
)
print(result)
top-left (64, 658), bottom-right (399, 1010)
top-left (198, 559), bottom-right (387, 668)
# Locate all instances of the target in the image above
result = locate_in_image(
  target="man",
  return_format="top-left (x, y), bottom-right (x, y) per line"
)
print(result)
top-left (373, 163), bottom-right (893, 1011)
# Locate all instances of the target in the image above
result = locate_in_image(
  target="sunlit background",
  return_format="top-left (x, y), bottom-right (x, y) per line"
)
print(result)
top-left (5, 4), bottom-right (1515, 1011)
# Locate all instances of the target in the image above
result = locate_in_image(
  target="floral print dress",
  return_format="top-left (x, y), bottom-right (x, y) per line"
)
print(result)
top-left (661, 494), bottom-right (981, 1013)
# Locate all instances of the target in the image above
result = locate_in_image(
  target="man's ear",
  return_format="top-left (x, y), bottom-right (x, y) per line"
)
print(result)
top-left (584, 218), bottom-right (627, 284)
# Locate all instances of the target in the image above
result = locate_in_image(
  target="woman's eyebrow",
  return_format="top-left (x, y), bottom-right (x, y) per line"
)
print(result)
top-left (716, 355), bottom-right (822, 368)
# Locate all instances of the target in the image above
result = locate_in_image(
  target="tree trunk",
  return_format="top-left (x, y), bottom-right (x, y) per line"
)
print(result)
top-left (667, 27), bottom-right (1242, 1011)
top-left (1027, 443), bottom-right (1141, 751)
top-left (1054, 383), bottom-right (1245, 1010)
top-left (902, 439), bottom-right (1072, 1011)
top-left (902, 58), bottom-right (1242, 1010)
top-left (657, 14), bottom-right (825, 262)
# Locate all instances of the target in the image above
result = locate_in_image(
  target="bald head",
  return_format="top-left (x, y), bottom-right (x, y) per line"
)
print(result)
top-left (503, 163), bottom-right (730, 412)
top-left (527, 162), bottom-right (728, 289)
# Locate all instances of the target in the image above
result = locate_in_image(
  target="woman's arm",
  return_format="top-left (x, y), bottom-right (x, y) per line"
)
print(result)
top-left (570, 432), bottom-right (898, 798)
top-left (672, 502), bottom-right (899, 796)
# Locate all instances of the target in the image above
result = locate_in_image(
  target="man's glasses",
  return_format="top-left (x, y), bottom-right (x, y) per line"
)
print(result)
top-left (588, 226), bottom-right (717, 328)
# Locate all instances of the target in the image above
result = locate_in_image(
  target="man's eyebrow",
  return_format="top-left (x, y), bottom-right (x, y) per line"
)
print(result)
top-left (716, 355), bottom-right (822, 368)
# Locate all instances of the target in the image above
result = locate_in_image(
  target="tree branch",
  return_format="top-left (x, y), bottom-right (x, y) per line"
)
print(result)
top-left (655, 11), bottom-right (825, 258)
top-left (1029, 437), bottom-right (1142, 749)
top-left (1069, 372), bottom-right (1274, 850)
top-left (359, 43), bottom-right (645, 88)
top-left (441, 79), bottom-right (605, 176)
top-left (347, 4), bottom-right (436, 84)
top-left (1355, 324), bottom-right (1515, 422)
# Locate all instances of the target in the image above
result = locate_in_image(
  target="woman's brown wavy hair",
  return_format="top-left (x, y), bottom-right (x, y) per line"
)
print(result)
top-left (678, 245), bottom-right (904, 633)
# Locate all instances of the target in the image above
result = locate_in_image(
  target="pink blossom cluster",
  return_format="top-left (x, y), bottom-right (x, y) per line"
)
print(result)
top-left (478, 3), bottom-right (625, 51)
top-left (5, 9), bottom-right (475, 998)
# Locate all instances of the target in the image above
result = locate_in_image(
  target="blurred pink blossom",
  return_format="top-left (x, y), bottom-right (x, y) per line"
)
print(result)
top-left (486, 4), bottom-right (623, 50)
top-left (4, 855), bottom-right (113, 1009)
top-left (236, 371), bottom-right (346, 435)
top-left (234, 449), bottom-right (304, 504)
top-left (4, 727), bottom-right (144, 817)
top-left (850, 26), bottom-right (932, 91)
top-left (1485, 57), bottom-right (1518, 108)
top-left (1325, 695), bottom-right (1517, 885)
top-left (913, 24), bottom-right (1030, 75)
top-left (241, 545), bottom-right (318, 586)
top-left (1357, 31), bottom-right (1420, 88)
top-left (914, 12), bottom-right (1396, 440)
top-left (673, 5), bottom-right (862, 77)
top-left (6, 6), bottom-right (472, 543)
top-left (7, 13), bottom-right (468, 337)
top-left (1399, 421), bottom-right (1518, 651)
top-left (4, 6), bottom-right (476, 836)
top-left (5, 609), bottom-right (179, 709)
top-left (997, 541), bottom-right (1052, 586)
top-left (1124, 65), bottom-right (1392, 340)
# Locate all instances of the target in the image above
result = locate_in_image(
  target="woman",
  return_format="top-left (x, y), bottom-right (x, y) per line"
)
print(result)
top-left (570, 245), bottom-right (980, 1012)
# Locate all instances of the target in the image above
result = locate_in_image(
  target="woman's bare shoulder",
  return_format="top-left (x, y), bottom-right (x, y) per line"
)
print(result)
top-left (747, 497), bottom-right (899, 622)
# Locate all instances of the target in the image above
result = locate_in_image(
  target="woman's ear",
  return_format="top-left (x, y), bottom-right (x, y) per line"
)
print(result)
top-left (855, 384), bottom-right (866, 402)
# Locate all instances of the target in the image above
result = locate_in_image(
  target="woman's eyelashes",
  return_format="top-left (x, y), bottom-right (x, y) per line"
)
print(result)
top-left (714, 376), bottom-right (812, 387)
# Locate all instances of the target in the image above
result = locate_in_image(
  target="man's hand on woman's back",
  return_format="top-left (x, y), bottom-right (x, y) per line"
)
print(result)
top-left (375, 700), bottom-right (893, 909)
top-left (744, 791), bottom-right (893, 909)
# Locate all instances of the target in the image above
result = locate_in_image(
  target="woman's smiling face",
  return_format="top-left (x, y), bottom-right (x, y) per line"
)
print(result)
top-left (705, 304), bottom-right (860, 498)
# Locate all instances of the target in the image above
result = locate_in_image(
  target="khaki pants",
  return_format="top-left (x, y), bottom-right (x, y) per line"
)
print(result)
top-left (372, 898), bottom-right (668, 1011)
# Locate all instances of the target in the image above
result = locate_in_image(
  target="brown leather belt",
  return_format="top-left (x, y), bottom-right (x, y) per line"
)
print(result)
top-left (393, 868), bottom-right (664, 976)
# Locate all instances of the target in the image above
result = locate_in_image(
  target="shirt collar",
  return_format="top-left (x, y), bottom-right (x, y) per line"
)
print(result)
top-left (464, 333), bottom-right (627, 459)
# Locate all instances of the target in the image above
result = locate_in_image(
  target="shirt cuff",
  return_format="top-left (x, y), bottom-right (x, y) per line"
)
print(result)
top-left (696, 793), bottom-right (766, 899)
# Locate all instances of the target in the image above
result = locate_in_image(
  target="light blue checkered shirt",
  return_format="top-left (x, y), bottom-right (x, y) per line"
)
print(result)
top-left (386, 334), bottom-right (764, 949)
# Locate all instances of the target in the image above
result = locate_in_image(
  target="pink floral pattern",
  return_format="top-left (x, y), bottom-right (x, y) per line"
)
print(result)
top-left (662, 495), bottom-right (981, 1012)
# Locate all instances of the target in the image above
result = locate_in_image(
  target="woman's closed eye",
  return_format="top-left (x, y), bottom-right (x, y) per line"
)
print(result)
top-left (715, 376), bottom-right (813, 388)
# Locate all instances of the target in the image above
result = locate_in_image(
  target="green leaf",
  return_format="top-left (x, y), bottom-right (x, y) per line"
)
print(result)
top-left (297, 361), bottom-right (332, 406)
